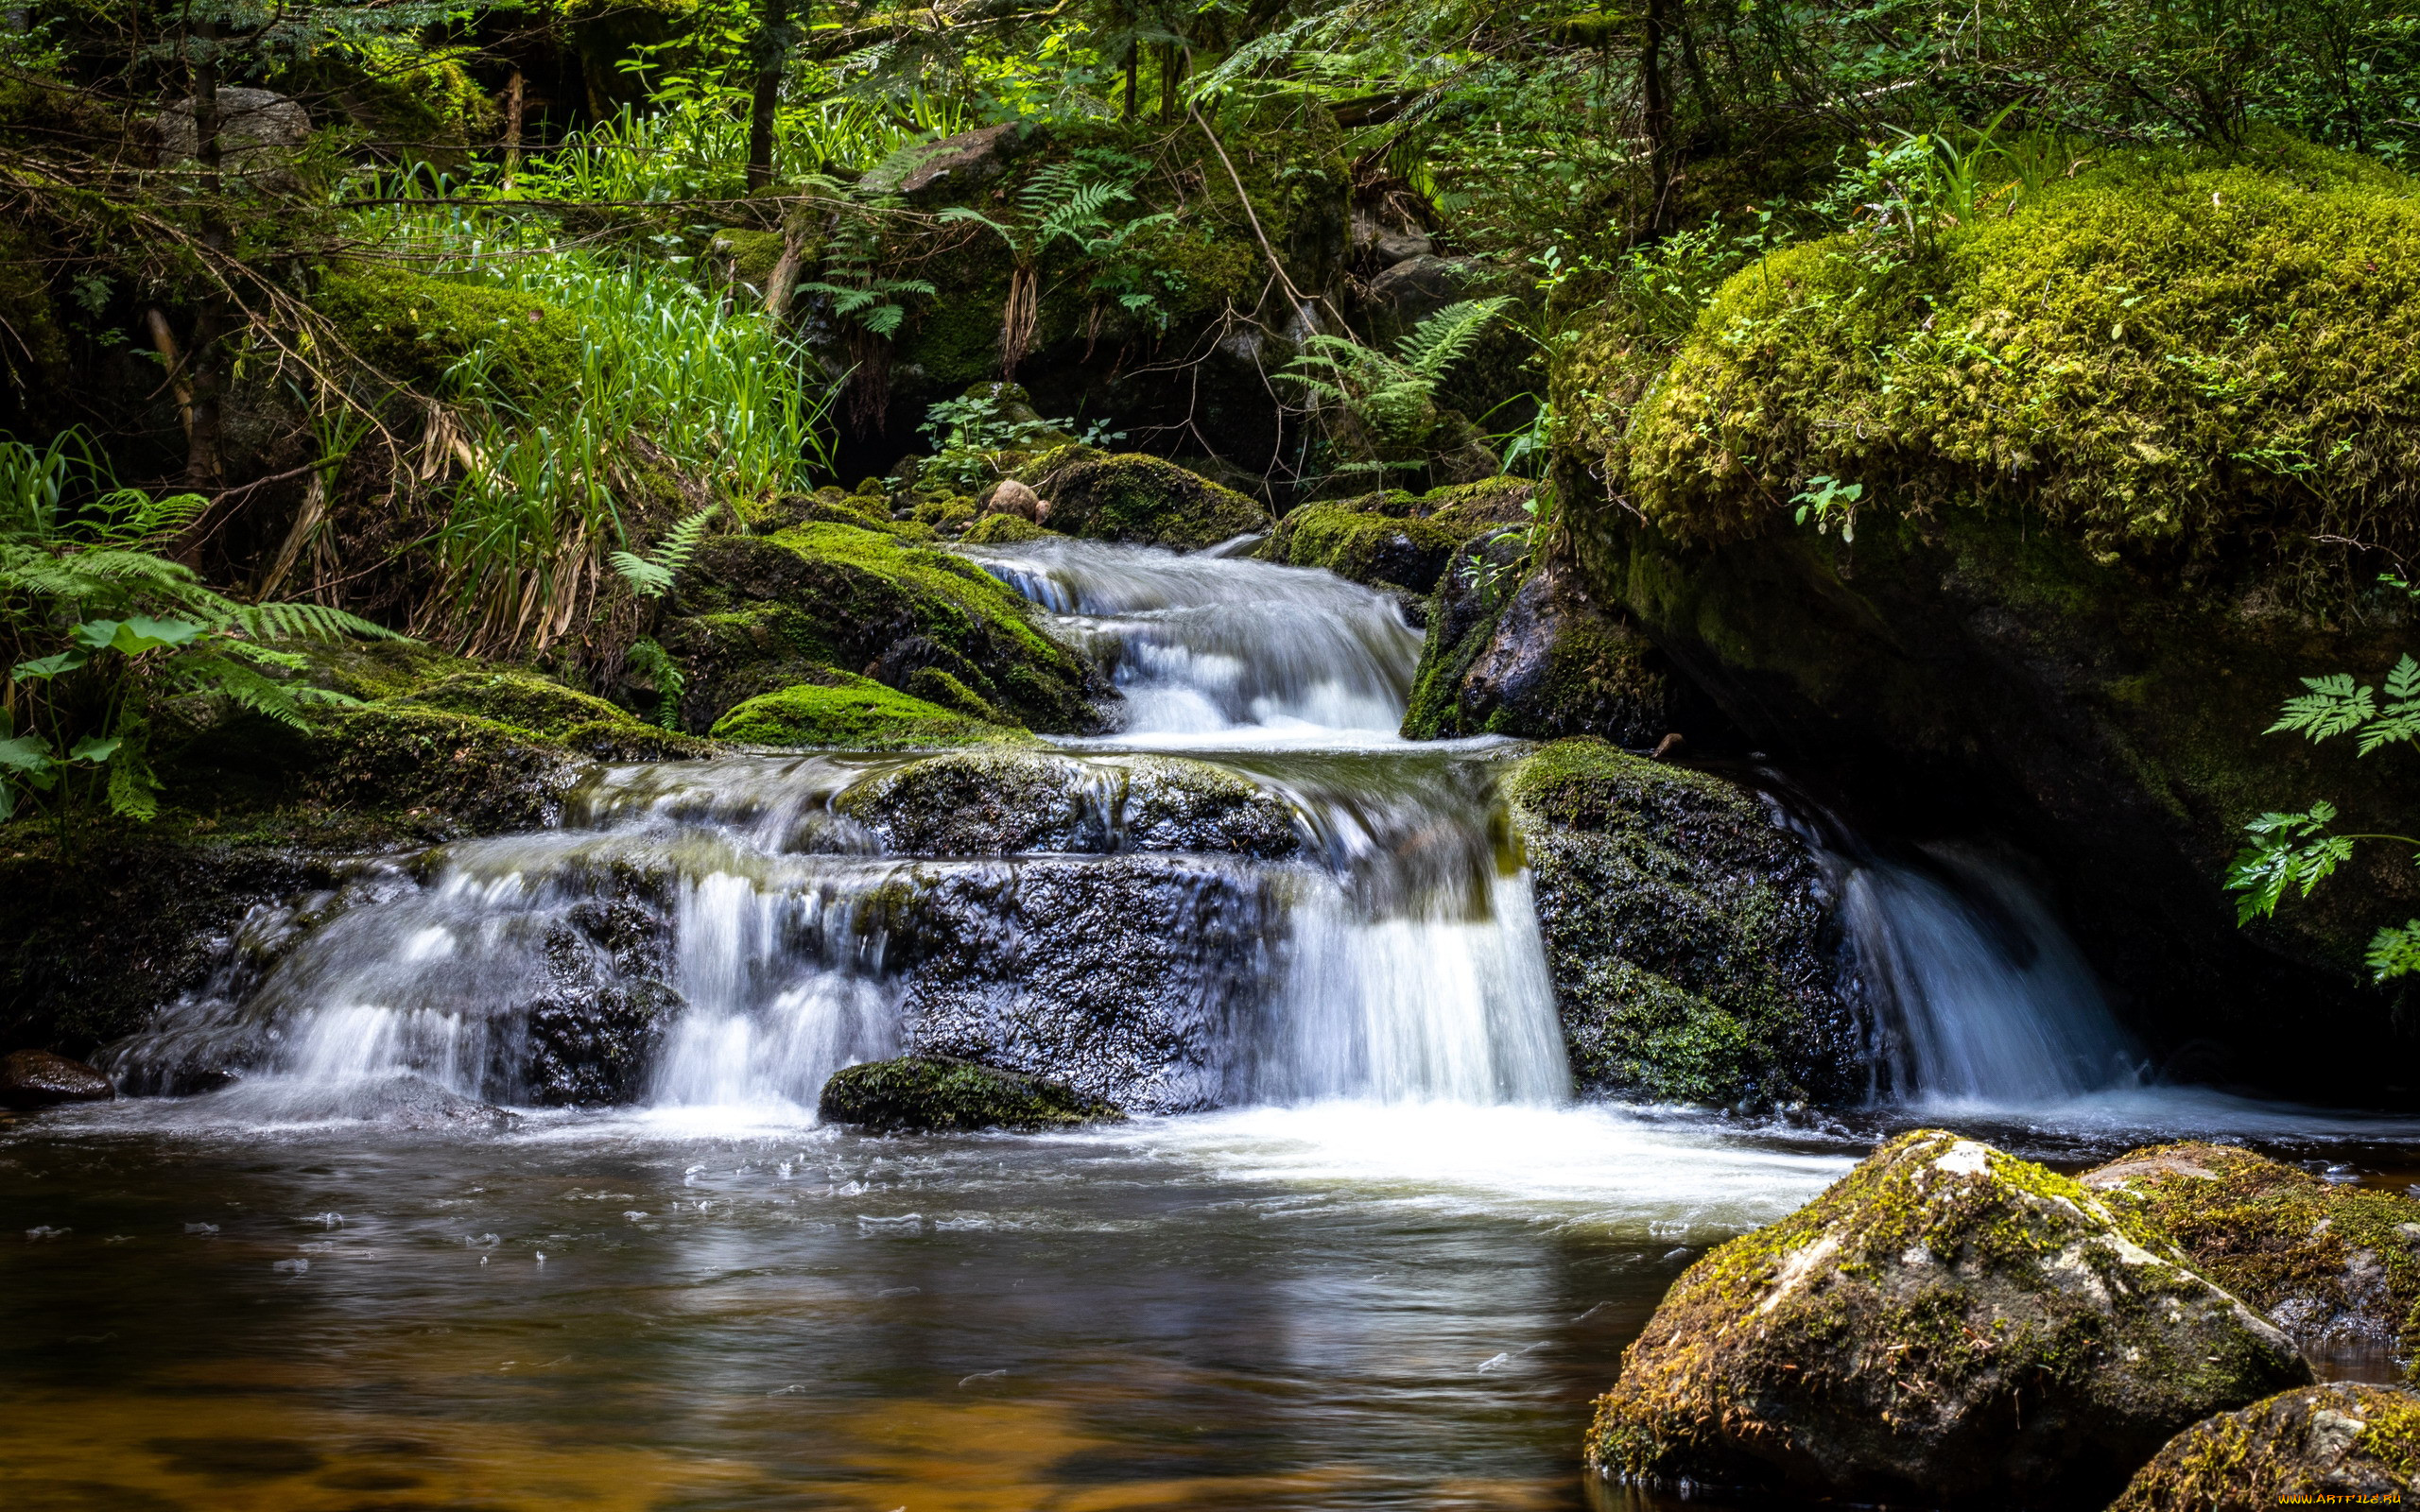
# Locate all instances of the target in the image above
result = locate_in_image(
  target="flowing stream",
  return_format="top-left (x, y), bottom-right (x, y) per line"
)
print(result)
top-left (7, 536), bottom-right (2415, 1510)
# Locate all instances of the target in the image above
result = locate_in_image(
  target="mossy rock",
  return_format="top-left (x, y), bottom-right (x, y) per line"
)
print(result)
top-left (666, 520), bottom-right (1097, 734)
top-left (1408, 558), bottom-right (1667, 742)
top-left (2111, 1381), bottom-right (2420, 1510)
top-left (1603, 133), bottom-right (2420, 575)
top-left (318, 265), bottom-right (584, 402)
top-left (833, 750), bottom-right (1300, 857)
top-left (2084, 1142), bottom-right (2420, 1361)
top-left (708, 672), bottom-right (1038, 750)
top-left (744, 487), bottom-right (930, 540)
top-left (1038, 453), bottom-right (1270, 550)
top-left (816, 1054), bottom-right (1123, 1132)
top-left (1267, 491), bottom-right (1463, 592)
top-left (1505, 738), bottom-right (1852, 1106)
top-left (961, 513), bottom-right (1053, 545)
top-left (1589, 1129), bottom-right (2310, 1503)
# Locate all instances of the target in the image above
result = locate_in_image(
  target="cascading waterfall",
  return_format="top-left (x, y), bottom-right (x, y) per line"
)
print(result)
top-left (1832, 841), bottom-right (2146, 1106)
top-left (106, 540), bottom-right (1568, 1118)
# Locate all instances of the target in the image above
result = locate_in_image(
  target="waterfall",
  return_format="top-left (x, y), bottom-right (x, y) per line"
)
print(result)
top-left (106, 540), bottom-right (1569, 1119)
top-left (1833, 842), bottom-right (2146, 1106)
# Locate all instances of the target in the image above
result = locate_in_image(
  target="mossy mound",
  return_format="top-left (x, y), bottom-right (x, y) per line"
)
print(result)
top-left (318, 265), bottom-right (584, 402)
top-left (1506, 739), bottom-right (1852, 1106)
top-left (816, 1054), bottom-right (1123, 1132)
top-left (709, 673), bottom-right (1037, 750)
top-left (2111, 1382), bottom-right (2420, 1511)
top-left (1589, 1129), bottom-right (2310, 1503)
top-left (833, 750), bottom-right (1300, 857)
top-left (961, 513), bottom-right (1053, 545)
top-left (1267, 478), bottom-right (1531, 593)
top-left (1037, 454), bottom-right (1269, 550)
top-left (2084, 1142), bottom-right (2420, 1360)
top-left (1604, 135), bottom-right (2420, 573)
top-left (666, 520), bottom-right (1097, 734)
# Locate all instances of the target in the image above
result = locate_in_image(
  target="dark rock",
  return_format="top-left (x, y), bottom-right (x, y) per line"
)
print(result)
top-left (2083, 1141), bottom-right (2420, 1357)
top-left (1590, 1129), bottom-right (2311, 1504)
top-left (0, 1049), bottom-right (114, 1109)
top-left (2111, 1382), bottom-right (2420, 1511)
top-left (835, 750), bottom-right (1301, 859)
top-left (877, 855), bottom-right (1280, 1111)
top-left (1360, 254), bottom-right (1491, 345)
top-left (517, 899), bottom-right (681, 1106)
top-left (817, 1054), bottom-right (1123, 1131)
top-left (1266, 477), bottom-right (1533, 593)
top-left (1506, 739), bottom-right (1857, 1106)
top-left (873, 123), bottom-right (1030, 201)
top-left (1420, 559), bottom-right (1668, 742)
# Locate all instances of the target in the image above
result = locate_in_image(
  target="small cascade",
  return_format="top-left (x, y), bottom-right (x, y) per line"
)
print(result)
top-left (106, 541), bottom-right (1570, 1120)
top-left (964, 537), bottom-right (1424, 744)
top-left (1832, 842), bottom-right (2146, 1106)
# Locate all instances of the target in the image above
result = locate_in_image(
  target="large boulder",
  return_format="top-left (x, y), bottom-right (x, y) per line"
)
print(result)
top-left (2112, 1382), bottom-right (2420, 1510)
top-left (1265, 477), bottom-right (1534, 593)
top-left (834, 750), bottom-right (1301, 858)
top-left (1506, 739), bottom-right (1855, 1106)
top-left (817, 1054), bottom-right (1122, 1132)
top-left (2083, 1141), bottom-right (2420, 1357)
top-left (1409, 557), bottom-right (1668, 742)
top-left (1557, 139), bottom-right (2420, 1101)
top-left (1032, 454), bottom-right (1270, 551)
top-left (1588, 1129), bottom-right (2310, 1503)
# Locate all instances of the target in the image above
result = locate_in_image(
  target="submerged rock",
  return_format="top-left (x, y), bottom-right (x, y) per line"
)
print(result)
top-left (0, 1049), bottom-right (114, 1109)
top-left (1507, 739), bottom-right (1856, 1107)
top-left (1589, 1129), bottom-right (2310, 1503)
top-left (2083, 1141), bottom-right (2420, 1359)
top-left (1031, 454), bottom-right (1270, 551)
top-left (817, 1054), bottom-right (1122, 1132)
top-left (835, 750), bottom-right (1300, 858)
top-left (2111, 1382), bottom-right (2420, 1511)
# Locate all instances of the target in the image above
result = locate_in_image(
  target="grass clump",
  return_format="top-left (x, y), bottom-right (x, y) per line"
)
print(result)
top-left (1607, 136), bottom-right (2420, 578)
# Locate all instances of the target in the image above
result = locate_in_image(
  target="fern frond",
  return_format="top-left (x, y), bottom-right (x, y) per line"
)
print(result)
top-left (233, 601), bottom-right (400, 642)
top-left (1398, 298), bottom-right (1511, 379)
top-left (652, 506), bottom-right (720, 579)
top-left (2269, 672), bottom-right (2376, 741)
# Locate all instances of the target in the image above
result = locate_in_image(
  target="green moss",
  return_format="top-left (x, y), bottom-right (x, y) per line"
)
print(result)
top-left (2086, 1142), bottom-right (2420, 1364)
top-left (1610, 134), bottom-right (2420, 576)
top-left (961, 513), bottom-right (1052, 545)
top-left (710, 228), bottom-right (789, 287)
top-left (1039, 453), bottom-right (1269, 550)
top-left (708, 673), bottom-right (1038, 750)
top-left (2110, 1382), bottom-right (2420, 1509)
top-left (816, 1054), bottom-right (1123, 1132)
top-left (1268, 492), bottom-right (1467, 591)
top-left (1507, 738), bottom-right (1854, 1107)
top-left (318, 265), bottom-right (584, 402)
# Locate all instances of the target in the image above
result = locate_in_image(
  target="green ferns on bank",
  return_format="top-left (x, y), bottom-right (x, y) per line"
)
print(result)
top-left (1596, 136), bottom-right (2420, 576)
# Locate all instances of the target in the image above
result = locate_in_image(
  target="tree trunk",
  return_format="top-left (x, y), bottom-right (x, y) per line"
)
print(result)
top-left (501, 69), bottom-right (525, 191)
top-left (1641, 0), bottom-right (1671, 235)
top-left (1123, 43), bottom-right (1137, 121)
top-left (186, 16), bottom-right (226, 490)
top-left (746, 0), bottom-right (788, 192)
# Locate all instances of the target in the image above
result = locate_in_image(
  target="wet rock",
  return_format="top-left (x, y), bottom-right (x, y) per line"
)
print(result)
top-left (1412, 558), bottom-right (1668, 742)
top-left (2111, 1381), bottom-right (2420, 1511)
top-left (879, 855), bottom-right (1280, 1111)
top-left (2083, 1141), bottom-right (2420, 1358)
top-left (0, 1049), bottom-right (114, 1109)
top-left (518, 900), bottom-right (682, 1107)
top-left (817, 1054), bottom-right (1123, 1132)
top-left (835, 751), bottom-right (1300, 859)
top-left (981, 478), bottom-right (1045, 522)
top-left (1508, 739), bottom-right (1857, 1107)
top-left (1266, 478), bottom-right (1533, 593)
top-left (1030, 454), bottom-right (1270, 551)
top-left (1588, 1129), bottom-right (2311, 1504)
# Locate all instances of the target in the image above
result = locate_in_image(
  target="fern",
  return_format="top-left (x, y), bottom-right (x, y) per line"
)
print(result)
top-left (610, 506), bottom-right (720, 601)
top-left (624, 634), bottom-right (686, 730)
top-left (1399, 298), bottom-right (1512, 379)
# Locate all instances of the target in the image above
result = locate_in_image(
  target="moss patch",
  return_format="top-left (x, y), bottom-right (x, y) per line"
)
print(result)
top-left (318, 265), bottom-right (585, 402)
top-left (2111, 1381), bottom-right (2420, 1509)
top-left (708, 673), bottom-right (1037, 750)
top-left (961, 512), bottom-right (1052, 545)
top-left (1038, 453), bottom-right (1269, 550)
top-left (1507, 738), bottom-right (1851, 1105)
top-left (816, 1054), bottom-right (1124, 1131)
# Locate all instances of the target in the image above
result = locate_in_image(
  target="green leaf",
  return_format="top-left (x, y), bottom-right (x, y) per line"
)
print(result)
top-left (0, 733), bottom-right (53, 773)
top-left (12, 648), bottom-right (88, 679)
top-left (2268, 673), bottom-right (2375, 741)
top-left (65, 735), bottom-right (122, 764)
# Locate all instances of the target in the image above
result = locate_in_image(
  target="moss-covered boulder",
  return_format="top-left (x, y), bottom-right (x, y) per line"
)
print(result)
top-left (1554, 137), bottom-right (2420, 1102)
top-left (1589, 1129), bottom-right (2310, 1503)
top-left (318, 266), bottom-right (583, 402)
top-left (834, 750), bottom-right (1301, 857)
top-left (817, 1054), bottom-right (1123, 1132)
top-left (961, 512), bottom-right (1052, 545)
top-left (1036, 454), bottom-right (1270, 550)
top-left (1506, 739), bottom-right (1854, 1106)
top-left (709, 672), bottom-right (1036, 751)
top-left (1266, 477), bottom-right (1533, 593)
top-left (2084, 1142), bottom-right (2420, 1360)
top-left (665, 521), bottom-right (1098, 735)
top-left (2112, 1382), bottom-right (2420, 1511)
top-left (1408, 557), bottom-right (1668, 742)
